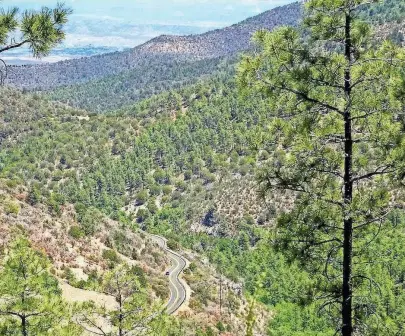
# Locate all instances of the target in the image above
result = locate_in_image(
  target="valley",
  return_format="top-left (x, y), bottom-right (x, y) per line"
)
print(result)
top-left (1, 0), bottom-right (405, 335)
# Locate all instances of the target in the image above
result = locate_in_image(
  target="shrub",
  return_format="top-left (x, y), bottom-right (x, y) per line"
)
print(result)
top-left (175, 180), bottom-right (187, 191)
top-left (79, 207), bottom-right (104, 235)
top-left (27, 186), bottom-right (41, 205)
top-left (136, 190), bottom-right (149, 205)
top-left (131, 265), bottom-right (147, 287)
top-left (216, 321), bottom-right (226, 332)
top-left (149, 184), bottom-right (161, 196)
top-left (147, 200), bottom-right (158, 214)
top-left (68, 226), bottom-right (84, 239)
top-left (152, 283), bottom-right (167, 299)
top-left (167, 239), bottom-right (179, 251)
top-left (188, 262), bottom-right (197, 273)
top-left (153, 169), bottom-right (169, 184)
top-left (184, 170), bottom-right (193, 180)
top-left (136, 209), bottom-right (149, 223)
top-left (162, 185), bottom-right (172, 195)
top-left (102, 249), bottom-right (120, 267)
top-left (171, 191), bottom-right (182, 201)
top-left (4, 201), bottom-right (20, 215)
top-left (5, 180), bottom-right (18, 188)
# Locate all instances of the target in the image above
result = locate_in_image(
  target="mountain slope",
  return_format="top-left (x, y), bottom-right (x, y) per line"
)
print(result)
top-left (5, 2), bottom-right (302, 92)
top-left (47, 56), bottom-right (232, 112)
top-left (0, 87), bottom-right (270, 335)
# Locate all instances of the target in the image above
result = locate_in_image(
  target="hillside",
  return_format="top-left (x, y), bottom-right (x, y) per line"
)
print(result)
top-left (0, 66), bottom-right (321, 332)
top-left (2, 0), bottom-right (405, 335)
top-left (5, 2), bottom-right (302, 92)
top-left (0, 87), bottom-right (273, 335)
top-left (47, 56), bottom-right (232, 112)
top-left (10, 0), bottom-right (405, 114)
top-left (3, 57), bottom-right (405, 333)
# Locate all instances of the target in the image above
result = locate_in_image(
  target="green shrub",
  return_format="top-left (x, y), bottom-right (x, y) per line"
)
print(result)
top-left (184, 170), bottom-right (193, 180)
top-left (149, 184), bottom-right (161, 196)
top-left (136, 209), bottom-right (149, 223)
top-left (162, 185), bottom-right (172, 195)
top-left (136, 190), bottom-right (149, 205)
top-left (68, 226), bottom-right (84, 239)
top-left (27, 186), bottom-right (41, 205)
top-left (147, 200), bottom-right (158, 214)
top-left (4, 201), bottom-right (20, 215)
top-left (131, 265), bottom-right (147, 287)
top-left (167, 239), bottom-right (179, 251)
top-left (5, 180), bottom-right (18, 188)
top-left (102, 249), bottom-right (120, 268)
top-left (153, 169), bottom-right (169, 184)
top-left (216, 321), bottom-right (226, 332)
top-left (188, 262), bottom-right (197, 273)
top-left (78, 207), bottom-right (104, 235)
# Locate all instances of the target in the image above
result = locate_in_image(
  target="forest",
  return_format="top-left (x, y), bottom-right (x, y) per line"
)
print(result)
top-left (1, 0), bottom-right (405, 335)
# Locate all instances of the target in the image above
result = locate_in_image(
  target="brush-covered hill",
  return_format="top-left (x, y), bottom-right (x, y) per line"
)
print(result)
top-left (18, 0), bottom-right (405, 114)
top-left (0, 87), bottom-right (272, 335)
top-left (0, 60), bottom-right (321, 331)
top-left (3, 59), bottom-right (405, 333)
top-left (5, 2), bottom-right (302, 92)
top-left (3, 36), bottom-right (405, 331)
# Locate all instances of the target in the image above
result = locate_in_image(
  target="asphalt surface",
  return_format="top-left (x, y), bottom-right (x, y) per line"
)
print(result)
top-left (149, 234), bottom-right (188, 315)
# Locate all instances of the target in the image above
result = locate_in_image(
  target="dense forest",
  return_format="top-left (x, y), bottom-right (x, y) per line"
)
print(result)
top-left (1, 0), bottom-right (405, 335)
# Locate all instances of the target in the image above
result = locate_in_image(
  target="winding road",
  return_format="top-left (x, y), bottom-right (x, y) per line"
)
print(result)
top-left (149, 234), bottom-right (188, 315)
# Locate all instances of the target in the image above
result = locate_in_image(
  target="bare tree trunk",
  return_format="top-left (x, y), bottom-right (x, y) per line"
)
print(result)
top-left (342, 10), bottom-right (353, 336)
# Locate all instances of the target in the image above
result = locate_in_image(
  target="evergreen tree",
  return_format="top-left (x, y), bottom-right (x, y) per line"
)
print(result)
top-left (0, 237), bottom-right (81, 336)
top-left (238, 0), bottom-right (405, 334)
top-left (79, 264), bottom-right (170, 336)
top-left (0, 1), bottom-right (72, 82)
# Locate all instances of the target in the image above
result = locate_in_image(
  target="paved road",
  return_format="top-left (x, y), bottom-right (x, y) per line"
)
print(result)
top-left (149, 234), bottom-right (188, 315)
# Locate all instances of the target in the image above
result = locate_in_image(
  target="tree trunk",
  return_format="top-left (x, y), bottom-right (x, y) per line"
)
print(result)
top-left (21, 315), bottom-right (28, 336)
top-left (342, 10), bottom-right (353, 336)
top-left (118, 294), bottom-right (124, 336)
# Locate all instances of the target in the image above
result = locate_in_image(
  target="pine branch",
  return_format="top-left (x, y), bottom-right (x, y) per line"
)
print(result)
top-left (0, 39), bottom-right (30, 54)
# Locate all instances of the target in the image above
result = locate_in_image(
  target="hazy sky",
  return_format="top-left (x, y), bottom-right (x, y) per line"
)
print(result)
top-left (9, 0), bottom-right (294, 26)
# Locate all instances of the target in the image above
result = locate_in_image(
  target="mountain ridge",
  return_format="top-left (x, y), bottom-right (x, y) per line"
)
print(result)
top-left (6, 2), bottom-right (302, 90)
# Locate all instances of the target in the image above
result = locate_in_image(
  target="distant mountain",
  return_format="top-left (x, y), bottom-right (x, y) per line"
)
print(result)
top-left (4, 18), bottom-right (217, 65)
top-left (6, 2), bottom-right (302, 91)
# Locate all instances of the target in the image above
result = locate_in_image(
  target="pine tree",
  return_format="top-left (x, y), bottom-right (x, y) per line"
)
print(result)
top-left (79, 264), bottom-right (169, 336)
top-left (0, 1), bottom-right (72, 83)
top-left (238, 0), bottom-right (405, 334)
top-left (0, 237), bottom-right (81, 336)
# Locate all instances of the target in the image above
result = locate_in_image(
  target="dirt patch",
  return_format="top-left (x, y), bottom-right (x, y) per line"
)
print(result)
top-left (60, 281), bottom-right (117, 310)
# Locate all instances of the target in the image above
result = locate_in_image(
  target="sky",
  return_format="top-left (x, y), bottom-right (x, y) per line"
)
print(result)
top-left (4, 0), bottom-right (295, 64)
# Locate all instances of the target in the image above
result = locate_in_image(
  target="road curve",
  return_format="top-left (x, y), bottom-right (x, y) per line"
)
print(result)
top-left (149, 234), bottom-right (188, 315)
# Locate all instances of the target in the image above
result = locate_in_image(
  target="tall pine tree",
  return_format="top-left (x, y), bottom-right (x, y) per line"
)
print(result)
top-left (238, 0), bottom-right (405, 334)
